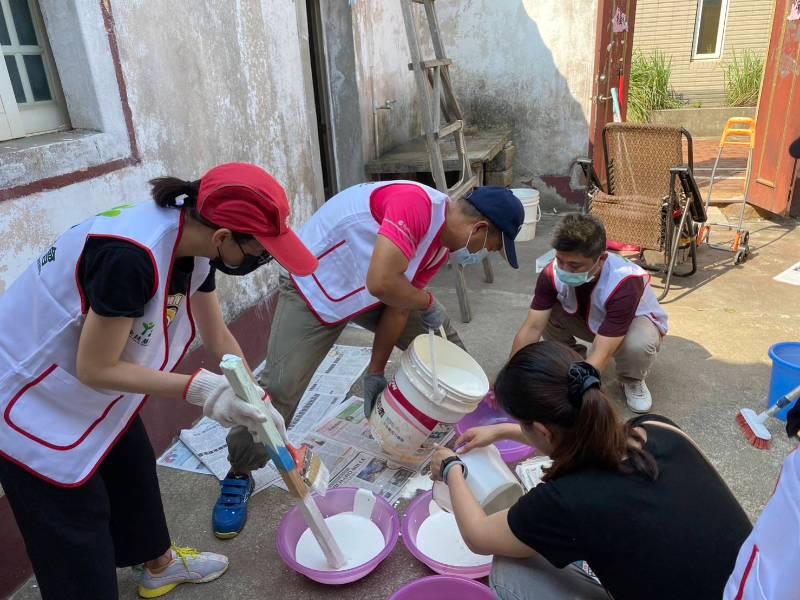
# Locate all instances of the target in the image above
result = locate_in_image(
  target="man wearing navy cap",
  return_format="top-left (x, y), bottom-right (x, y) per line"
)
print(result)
top-left (213, 180), bottom-right (523, 538)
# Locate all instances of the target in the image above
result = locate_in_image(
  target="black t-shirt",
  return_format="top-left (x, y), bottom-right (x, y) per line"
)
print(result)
top-left (78, 237), bottom-right (215, 318)
top-left (506, 415), bottom-right (752, 600)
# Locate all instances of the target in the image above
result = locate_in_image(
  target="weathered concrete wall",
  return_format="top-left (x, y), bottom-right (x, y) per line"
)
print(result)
top-left (650, 106), bottom-right (756, 137)
top-left (434, 0), bottom-right (598, 188)
top-left (319, 0), bottom-right (365, 191)
top-left (350, 1), bottom-right (421, 162)
top-left (0, 0), bottom-right (324, 320)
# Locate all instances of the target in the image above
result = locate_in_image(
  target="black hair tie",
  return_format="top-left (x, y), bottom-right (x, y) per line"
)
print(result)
top-left (567, 361), bottom-right (601, 409)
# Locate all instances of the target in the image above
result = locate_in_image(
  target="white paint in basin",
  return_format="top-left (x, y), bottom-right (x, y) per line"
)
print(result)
top-left (416, 510), bottom-right (493, 568)
top-left (295, 512), bottom-right (385, 571)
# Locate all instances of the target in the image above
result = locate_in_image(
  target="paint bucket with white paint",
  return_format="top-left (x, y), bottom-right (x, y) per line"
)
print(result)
top-left (432, 444), bottom-right (524, 515)
top-left (511, 188), bottom-right (541, 242)
top-left (402, 490), bottom-right (493, 578)
top-left (369, 334), bottom-right (489, 464)
top-left (276, 488), bottom-right (400, 585)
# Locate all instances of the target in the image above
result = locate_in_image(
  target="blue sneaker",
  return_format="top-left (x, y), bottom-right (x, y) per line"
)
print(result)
top-left (212, 474), bottom-right (254, 539)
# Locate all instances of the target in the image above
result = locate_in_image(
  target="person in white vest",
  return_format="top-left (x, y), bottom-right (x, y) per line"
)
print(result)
top-left (724, 136), bottom-right (800, 600)
top-left (0, 163), bottom-right (317, 600)
top-left (213, 182), bottom-right (524, 538)
top-left (724, 444), bottom-right (800, 600)
top-left (511, 214), bottom-right (668, 413)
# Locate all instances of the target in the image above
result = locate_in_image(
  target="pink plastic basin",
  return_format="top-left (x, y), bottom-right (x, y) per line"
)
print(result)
top-left (456, 392), bottom-right (536, 463)
top-left (402, 490), bottom-right (492, 579)
top-left (275, 487), bottom-right (399, 585)
top-left (389, 576), bottom-right (495, 600)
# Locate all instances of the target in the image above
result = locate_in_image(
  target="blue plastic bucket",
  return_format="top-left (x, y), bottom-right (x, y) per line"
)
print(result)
top-left (767, 342), bottom-right (800, 421)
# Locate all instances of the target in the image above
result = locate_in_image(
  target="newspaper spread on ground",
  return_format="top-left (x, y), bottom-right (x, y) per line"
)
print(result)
top-left (161, 345), bottom-right (371, 495)
top-left (515, 456), bottom-right (553, 491)
top-left (286, 344), bottom-right (371, 443)
top-left (774, 260), bottom-right (800, 286)
top-left (156, 440), bottom-right (212, 475)
top-left (178, 417), bottom-right (281, 493)
top-left (289, 396), bottom-right (455, 503)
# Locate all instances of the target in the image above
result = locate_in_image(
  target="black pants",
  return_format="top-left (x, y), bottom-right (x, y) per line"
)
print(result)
top-left (0, 416), bottom-right (171, 600)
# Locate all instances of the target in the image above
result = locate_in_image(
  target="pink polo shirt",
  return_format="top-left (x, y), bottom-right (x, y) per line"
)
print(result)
top-left (370, 183), bottom-right (449, 289)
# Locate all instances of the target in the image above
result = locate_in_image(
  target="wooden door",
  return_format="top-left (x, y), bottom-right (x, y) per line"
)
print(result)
top-left (589, 0), bottom-right (638, 187)
top-left (749, 0), bottom-right (800, 215)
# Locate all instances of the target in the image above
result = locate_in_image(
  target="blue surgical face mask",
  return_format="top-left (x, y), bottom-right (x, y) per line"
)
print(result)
top-left (451, 226), bottom-right (489, 266)
top-left (554, 260), bottom-right (598, 287)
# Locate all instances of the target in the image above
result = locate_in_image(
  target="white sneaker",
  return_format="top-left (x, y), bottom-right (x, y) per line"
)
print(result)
top-left (623, 380), bottom-right (652, 413)
top-left (138, 545), bottom-right (228, 598)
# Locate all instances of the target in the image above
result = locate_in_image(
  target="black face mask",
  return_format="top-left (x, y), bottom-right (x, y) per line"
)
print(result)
top-left (210, 240), bottom-right (273, 276)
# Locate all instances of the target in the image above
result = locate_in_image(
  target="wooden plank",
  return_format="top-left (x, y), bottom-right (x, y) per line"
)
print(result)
top-left (436, 120), bottom-right (461, 139)
top-left (366, 128), bottom-right (512, 174)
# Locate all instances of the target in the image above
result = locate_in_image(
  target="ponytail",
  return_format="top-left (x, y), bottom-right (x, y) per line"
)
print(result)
top-left (149, 175), bottom-right (255, 244)
top-left (496, 341), bottom-right (658, 482)
top-left (149, 177), bottom-right (200, 209)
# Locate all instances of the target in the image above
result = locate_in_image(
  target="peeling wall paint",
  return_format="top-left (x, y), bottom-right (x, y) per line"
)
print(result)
top-left (431, 0), bottom-right (598, 185)
top-left (0, 0), bottom-right (324, 321)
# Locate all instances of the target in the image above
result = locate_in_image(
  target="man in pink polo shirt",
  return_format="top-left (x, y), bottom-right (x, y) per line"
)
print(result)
top-left (212, 180), bottom-right (524, 538)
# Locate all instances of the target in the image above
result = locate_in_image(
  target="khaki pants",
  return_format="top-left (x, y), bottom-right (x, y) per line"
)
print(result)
top-left (543, 304), bottom-right (662, 383)
top-left (227, 276), bottom-right (464, 473)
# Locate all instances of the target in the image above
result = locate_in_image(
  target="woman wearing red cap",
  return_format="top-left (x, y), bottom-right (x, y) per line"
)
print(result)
top-left (0, 163), bottom-right (317, 599)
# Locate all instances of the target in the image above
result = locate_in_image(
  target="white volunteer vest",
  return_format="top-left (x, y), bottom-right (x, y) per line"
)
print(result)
top-left (0, 203), bottom-right (210, 486)
top-left (553, 252), bottom-right (668, 335)
top-left (292, 181), bottom-right (448, 324)
top-left (724, 447), bottom-right (800, 600)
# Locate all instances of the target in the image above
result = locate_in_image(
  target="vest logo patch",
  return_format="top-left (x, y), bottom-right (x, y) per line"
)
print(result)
top-left (96, 203), bottom-right (136, 218)
top-left (166, 294), bottom-right (185, 327)
top-left (130, 321), bottom-right (156, 346)
top-left (37, 246), bottom-right (56, 274)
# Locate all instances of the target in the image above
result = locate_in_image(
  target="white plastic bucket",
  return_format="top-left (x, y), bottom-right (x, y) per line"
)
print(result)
top-left (511, 188), bottom-right (541, 242)
top-left (369, 334), bottom-right (489, 464)
top-left (432, 445), bottom-right (524, 515)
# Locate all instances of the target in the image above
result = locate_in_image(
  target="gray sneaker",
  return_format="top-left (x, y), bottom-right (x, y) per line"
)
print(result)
top-left (138, 545), bottom-right (228, 598)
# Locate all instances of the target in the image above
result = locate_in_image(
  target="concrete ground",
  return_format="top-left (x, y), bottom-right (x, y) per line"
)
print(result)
top-left (12, 209), bottom-right (800, 599)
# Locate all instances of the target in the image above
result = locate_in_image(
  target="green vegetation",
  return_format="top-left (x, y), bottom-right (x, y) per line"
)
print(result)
top-left (724, 50), bottom-right (765, 107)
top-left (627, 49), bottom-right (685, 123)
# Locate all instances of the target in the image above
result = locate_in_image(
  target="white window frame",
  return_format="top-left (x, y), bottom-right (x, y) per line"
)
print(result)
top-left (0, 0), bottom-right (136, 196)
top-left (0, 0), bottom-right (69, 141)
top-left (692, 0), bottom-right (730, 59)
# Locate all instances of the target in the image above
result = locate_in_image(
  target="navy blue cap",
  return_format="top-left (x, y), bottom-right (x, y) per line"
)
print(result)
top-left (791, 137), bottom-right (800, 159)
top-left (464, 186), bottom-right (524, 269)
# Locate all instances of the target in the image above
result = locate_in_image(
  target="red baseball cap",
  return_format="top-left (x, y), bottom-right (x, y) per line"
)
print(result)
top-left (196, 163), bottom-right (318, 276)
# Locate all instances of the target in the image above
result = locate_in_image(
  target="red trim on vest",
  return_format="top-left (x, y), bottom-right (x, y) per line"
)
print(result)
top-left (308, 240), bottom-right (367, 303)
top-left (172, 266), bottom-right (198, 371)
top-left (289, 274), bottom-right (382, 326)
top-left (157, 212), bottom-right (186, 371)
top-left (734, 544), bottom-right (759, 600)
top-left (3, 365), bottom-right (126, 451)
top-left (386, 381), bottom-right (439, 431)
top-left (0, 396), bottom-right (147, 488)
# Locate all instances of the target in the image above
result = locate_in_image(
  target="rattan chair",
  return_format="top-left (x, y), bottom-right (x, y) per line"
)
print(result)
top-left (576, 123), bottom-right (707, 300)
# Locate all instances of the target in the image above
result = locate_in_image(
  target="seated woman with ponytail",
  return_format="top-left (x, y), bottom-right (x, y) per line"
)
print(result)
top-left (431, 340), bottom-right (752, 600)
top-left (0, 163), bottom-right (317, 600)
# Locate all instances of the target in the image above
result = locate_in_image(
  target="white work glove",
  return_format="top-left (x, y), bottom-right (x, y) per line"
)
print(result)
top-left (185, 369), bottom-right (280, 430)
top-left (421, 293), bottom-right (447, 331)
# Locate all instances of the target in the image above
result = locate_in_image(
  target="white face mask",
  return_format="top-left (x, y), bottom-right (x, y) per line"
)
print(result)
top-left (451, 226), bottom-right (489, 266)
top-left (554, 258), bottom-right (599, 287)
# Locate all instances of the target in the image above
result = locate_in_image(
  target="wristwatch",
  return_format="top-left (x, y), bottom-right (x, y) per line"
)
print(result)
top-left (440, 456), bottom-right (468, 484)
